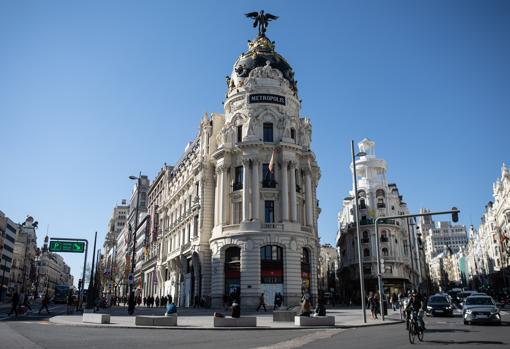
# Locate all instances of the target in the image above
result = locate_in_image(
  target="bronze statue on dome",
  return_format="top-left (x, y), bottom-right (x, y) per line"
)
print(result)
top-left (245, 10), bottom-right (278, 36)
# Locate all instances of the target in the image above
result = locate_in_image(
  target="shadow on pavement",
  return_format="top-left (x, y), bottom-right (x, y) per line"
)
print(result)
top-left (425, 340), bottom-right (506, 345)
top-left (426, 328), bottom-right (473, 333)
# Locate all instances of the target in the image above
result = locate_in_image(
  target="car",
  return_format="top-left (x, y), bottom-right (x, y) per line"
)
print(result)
top-left (426, 294), bottom-right (454, 317)
top-left (463, 295), bottom-right (501, 325)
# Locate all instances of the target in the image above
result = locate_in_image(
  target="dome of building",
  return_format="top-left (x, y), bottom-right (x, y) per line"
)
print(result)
top-left (230, 35), bottom-right (297, 92)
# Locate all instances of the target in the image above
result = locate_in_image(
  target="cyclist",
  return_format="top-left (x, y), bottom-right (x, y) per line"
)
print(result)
top-left (405, 290), bottom-right (425, 330)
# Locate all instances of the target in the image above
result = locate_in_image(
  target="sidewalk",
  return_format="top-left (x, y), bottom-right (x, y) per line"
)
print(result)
top-left (49, 306), bottom-right (404, 330)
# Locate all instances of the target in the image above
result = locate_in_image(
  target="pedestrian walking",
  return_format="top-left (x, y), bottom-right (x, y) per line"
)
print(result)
top-left (38, 293), bottom-right (51, 315)
top-left (66, 291), bottom-right (74, 314)
top-left (256, 292), bottom-right (266, 312)
top-left (23, 294), bottom-right (33, 312)
top-left (7, 291), bottom-right (20, 317)
top-left (368, 291), bottom-right (378, 320)
top-left (155, 296), bottom-right (160, 307)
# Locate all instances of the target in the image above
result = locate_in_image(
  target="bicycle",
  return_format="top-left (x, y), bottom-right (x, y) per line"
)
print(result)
top-left (408, 310), bottom-right (424, 344)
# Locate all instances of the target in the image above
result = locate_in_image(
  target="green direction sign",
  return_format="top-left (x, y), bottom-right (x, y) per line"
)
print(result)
top-left (49, 240), bottom-right (85, 253)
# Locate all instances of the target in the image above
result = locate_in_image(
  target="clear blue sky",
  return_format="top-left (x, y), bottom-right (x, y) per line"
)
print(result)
top-left (1, 1), bottom-right (509, 285)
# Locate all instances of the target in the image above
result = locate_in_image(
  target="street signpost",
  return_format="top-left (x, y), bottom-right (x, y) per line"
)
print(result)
top-left (49, 240), bottom-right (85, 253)
top-left (49, 237), bottom-right (89, 311)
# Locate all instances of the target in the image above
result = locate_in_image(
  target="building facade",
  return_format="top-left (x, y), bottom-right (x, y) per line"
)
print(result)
top-left (101, 201), bottom-right (129, 295)
top-left (337, 139), bottom-right (420, 303)
top-left (0, 211), bottom-right (17, 300)
top-left (151, 29), bottom-right (321, 308)
top-left (36, 235), bottom-right (73, 297)
top-left (466, 163), bottom-right (510, 290)
top-left (9, 216), bottom-right (38, 295)
top-left (419, 209), bottom-right (468, 265)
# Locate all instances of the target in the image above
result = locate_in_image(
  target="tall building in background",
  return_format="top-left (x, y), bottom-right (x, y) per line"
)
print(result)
top-left (101, 200), bottom-right (129, 295)
top-left (337, 139), bottom-right (420, 303)
top-left (418, 209), bottom-right (468, 265)
top-left (0, 211), bottom-right (17, 300)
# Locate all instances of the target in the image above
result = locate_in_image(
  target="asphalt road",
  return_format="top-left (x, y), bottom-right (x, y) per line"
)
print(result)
top-left (1, 307), bottom-right (509, 349)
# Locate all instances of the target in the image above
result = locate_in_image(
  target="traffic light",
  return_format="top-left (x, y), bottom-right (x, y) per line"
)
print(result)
top-left (451, 207), bottom-right (459, 223)
top-left (78, 279), bottom-right (82, 289)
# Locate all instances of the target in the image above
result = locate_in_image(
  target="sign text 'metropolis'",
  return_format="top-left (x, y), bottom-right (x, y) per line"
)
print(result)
top-left (249, 94), bottom-right (286, 106)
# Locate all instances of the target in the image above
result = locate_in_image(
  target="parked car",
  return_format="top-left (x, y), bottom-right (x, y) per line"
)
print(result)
top-left (426, 294), bottom-right (454, 317)
top-left (463, 295), bottom-right (501, 325)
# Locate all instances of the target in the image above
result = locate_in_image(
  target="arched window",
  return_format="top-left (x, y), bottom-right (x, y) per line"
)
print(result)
top-left (376, 189), bottom-right (385, 208)
top-left (362, 231), bottom-right (369, 243)
top-left (359, 198), bottom-right (367, 209)
top-left (375, 189), bottom-right (385, 198)
top-left (290, 128), bottom-right (296, 141)
top-left (382, 248), bottom-right (389, 257)
top-left (363, 248), bottom-right (370, 257)
top-left (381, 230), bottom-right (388, 242)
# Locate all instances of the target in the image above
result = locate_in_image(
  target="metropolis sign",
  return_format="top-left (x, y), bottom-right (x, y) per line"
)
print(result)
top-left (249, 94), bottom-right (286, 106)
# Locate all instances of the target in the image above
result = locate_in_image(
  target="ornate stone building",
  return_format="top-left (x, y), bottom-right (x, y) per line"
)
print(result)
top-left (153, 28), bottom-right (321, 308)
top-left (336, 139), bottom-right (420, 302)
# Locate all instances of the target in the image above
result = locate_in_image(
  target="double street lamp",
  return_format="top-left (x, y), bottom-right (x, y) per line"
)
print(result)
top-left (128, 172), bottom-right (142, 315)
top-left (374, 208), bottom-right (460, 320)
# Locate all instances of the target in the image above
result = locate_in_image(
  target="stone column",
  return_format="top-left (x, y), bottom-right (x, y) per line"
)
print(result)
top-left (289, 162), bottom-right (297, 222)
top-left (214, 171), bottom-right (220, 227)
top-left (218, 166), bottom-right (226, 225)
top-left (305, 169), bottom-right (313, 226)
top-left (252, 159), bottom-right (260, 221)
top-left (242, 159), bottom-right (251, 222)
top-left (281, 160), bottom-right (289, 221)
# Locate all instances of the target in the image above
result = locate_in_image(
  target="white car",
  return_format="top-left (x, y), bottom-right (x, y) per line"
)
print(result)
top-left (463, 295), bottom-right (501, 325)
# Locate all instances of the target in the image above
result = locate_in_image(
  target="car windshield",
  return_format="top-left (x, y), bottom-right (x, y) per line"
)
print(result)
top-left (429, 296), bottom-right (448, 304)
top-left (465, 297), bottom-right (494, 306)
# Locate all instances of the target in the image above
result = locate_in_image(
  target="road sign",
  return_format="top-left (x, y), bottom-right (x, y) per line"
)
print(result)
top-left (49, 240), bottom-right (85, 253)
top-left (128, 273), bottom-right (134, 285)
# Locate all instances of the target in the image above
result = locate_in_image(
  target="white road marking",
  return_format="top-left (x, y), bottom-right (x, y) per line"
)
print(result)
top-left (250, 329), bottom-right (344, 349)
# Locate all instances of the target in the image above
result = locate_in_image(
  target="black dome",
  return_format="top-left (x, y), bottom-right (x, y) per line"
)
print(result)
top-left (232, 35), bottom-right (297, 92)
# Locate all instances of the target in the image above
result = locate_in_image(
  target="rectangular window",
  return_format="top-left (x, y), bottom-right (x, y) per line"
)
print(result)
top-left (234, 166), bottom-right (243, 190)
top-left (265, 200), bottom-right (275, 223)
top-left (237, 125), bottom-right (243, 143)
top-left (193, 215), bottom-right (199, 237)
top-left (263, 123), bottom-right (273, 142)
top-left (262, 163), bottom-right (276, 188)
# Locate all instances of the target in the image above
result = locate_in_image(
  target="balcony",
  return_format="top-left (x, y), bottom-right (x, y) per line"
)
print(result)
top-left (262, 179), bottom-right (277, 188)
top-left (361, 238), bottom-right (370, 243)
top-left (233, 182), bottom-right (243, 191)
top-left (262, 223), bottom-right (284, 231)
top-left (301, 226), bottom-right (312, 233)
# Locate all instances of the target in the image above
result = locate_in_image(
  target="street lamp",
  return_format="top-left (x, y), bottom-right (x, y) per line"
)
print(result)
top-left (351, 140), bottom-right (367, 323)
top-left (128, 172), bottom-right (142, 315)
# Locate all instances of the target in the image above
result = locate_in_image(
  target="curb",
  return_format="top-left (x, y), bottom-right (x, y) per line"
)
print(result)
top-left (48, 317), bottom-right (404, 331)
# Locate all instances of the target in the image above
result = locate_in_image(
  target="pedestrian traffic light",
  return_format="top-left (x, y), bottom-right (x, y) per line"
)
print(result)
top-left (451, 207), bottom-right (459, 223)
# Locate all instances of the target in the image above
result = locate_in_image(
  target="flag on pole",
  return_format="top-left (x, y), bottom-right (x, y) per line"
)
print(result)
top-left (268, 149), bottom-right (276, 173)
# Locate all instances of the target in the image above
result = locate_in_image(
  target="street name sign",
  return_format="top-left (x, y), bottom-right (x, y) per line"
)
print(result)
top-left (49, 240), bottom-right (85, 253)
